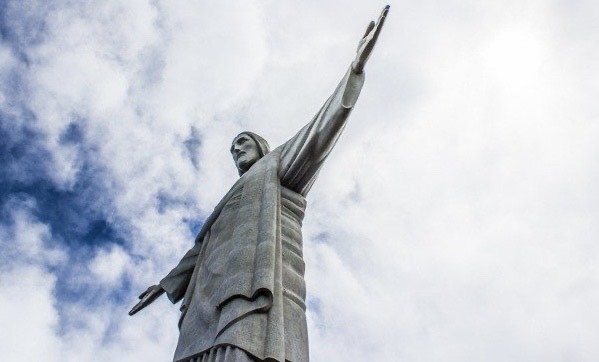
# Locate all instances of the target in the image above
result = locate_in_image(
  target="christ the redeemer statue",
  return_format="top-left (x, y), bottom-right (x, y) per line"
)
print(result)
top-left (130, 6), bottom-right (389, 362)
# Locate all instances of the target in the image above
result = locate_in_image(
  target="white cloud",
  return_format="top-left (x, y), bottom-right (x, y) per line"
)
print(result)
top-left (0, 199), bottom-right (63, 360)
top-left (0, 198), bottom-right (66, 266)
top-left (0, 266), bottom-right (62, 360)
top-left (89, 245), bottom-right (131, 286)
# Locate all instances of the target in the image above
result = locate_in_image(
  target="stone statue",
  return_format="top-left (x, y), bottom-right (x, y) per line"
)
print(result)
top-left (130, 6), bottom-right (389, 362)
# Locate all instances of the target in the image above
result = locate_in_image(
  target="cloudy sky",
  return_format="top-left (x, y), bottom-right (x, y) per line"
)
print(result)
top-left (1, 0), bottom-right (598, 361)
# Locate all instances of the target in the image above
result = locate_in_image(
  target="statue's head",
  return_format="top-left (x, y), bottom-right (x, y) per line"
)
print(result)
top-left (230, 132), bottom-right (270, 175)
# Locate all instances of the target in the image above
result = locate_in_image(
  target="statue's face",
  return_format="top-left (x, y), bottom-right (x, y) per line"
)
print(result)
top-left (231, 134), bottom-right (260, 173)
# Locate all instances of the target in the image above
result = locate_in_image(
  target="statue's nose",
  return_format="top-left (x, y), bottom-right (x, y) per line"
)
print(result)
top-left (233, 145), bottom-right (243, 156)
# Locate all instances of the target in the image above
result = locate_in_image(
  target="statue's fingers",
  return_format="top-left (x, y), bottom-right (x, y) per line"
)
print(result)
top-left (138, 285), bottom-right (153, 299)
top-left (363, 20), bottom-right (375, 38)
top-left (380, 5), bottom-right (391, 19)
top-left (373, 6), bottom-right (390, 40)
top-left (376, 6), bottom-right (390, 28)
top-left (129, 301), bottom-right (144, 316)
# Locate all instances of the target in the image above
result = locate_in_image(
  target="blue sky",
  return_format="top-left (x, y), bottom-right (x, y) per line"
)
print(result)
top-left (1, 1), bottom-right (598, 361)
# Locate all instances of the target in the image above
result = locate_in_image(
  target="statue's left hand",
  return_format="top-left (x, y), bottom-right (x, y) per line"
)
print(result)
top-left (352, 5), bottom-right (390, 74)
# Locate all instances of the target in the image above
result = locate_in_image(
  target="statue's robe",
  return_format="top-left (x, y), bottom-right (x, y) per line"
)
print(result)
top-left (160, 67), bottom-right (365, 362)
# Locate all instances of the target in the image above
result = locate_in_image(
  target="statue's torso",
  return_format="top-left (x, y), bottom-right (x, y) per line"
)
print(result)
top-left (175, 178), bottom-right (309, 362)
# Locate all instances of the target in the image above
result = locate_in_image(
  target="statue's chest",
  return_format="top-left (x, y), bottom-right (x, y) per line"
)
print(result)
top-left (209, 188), bottom-right (242, 241)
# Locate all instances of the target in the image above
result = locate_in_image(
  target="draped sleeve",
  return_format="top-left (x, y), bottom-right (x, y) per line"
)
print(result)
top-left (159, 241), bottom-right (203, 303)
top-left (278, 66), bottom-right (365, 196)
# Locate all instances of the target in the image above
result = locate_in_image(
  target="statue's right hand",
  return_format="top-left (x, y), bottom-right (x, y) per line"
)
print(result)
top-left (352, 5), bottom-right (390, 74)
top-left (128, 284), bottom-right (165, 316)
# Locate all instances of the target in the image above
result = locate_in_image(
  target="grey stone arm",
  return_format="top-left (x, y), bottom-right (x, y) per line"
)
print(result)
top-left (159, 241), bottom-right (203, 303)
top-left (278, 6), bottom-right (389, 196)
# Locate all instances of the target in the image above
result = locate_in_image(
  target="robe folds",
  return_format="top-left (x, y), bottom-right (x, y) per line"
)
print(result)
top-left (159, 67), bottom-right (365, 362)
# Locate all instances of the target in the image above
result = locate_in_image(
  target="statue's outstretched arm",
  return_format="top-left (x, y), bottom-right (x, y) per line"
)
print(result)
top-left (129, 240), bottom-right (202, 315)
top-left (279, 6), bottom-right (390, 195)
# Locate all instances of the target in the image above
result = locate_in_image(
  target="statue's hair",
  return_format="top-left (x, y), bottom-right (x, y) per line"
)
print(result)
top-left (231, 131), bottom-right (270, 175)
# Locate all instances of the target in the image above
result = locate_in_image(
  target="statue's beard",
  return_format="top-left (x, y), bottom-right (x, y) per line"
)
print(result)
top-left (236, 156), bottom-right (258, 174)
